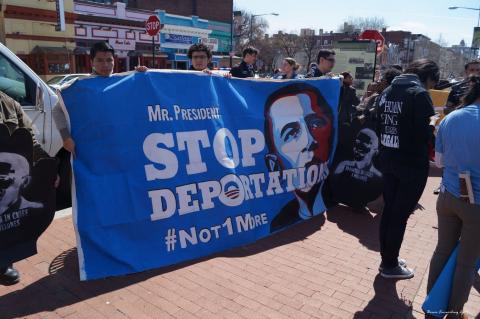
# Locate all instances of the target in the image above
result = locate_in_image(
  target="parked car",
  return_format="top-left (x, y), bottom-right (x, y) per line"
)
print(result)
top-left (47, 73), bottom-right (90, 89)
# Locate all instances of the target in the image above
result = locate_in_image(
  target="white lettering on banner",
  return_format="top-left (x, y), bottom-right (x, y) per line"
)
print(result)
top-left (143, 129), bottom-right (265, 178)
top-left (177, 183), bottom-right (200, 215)
top-left (236, 213), bottom-right (268, 233)
top-left (249, 173), bottom-right (265, 198)
top-left (144, 133), bottom-right (178, 180)
top-left (147, 163), bottom-right (329, 221)
top-left (213, 128), bottom-right (240, 169)
top-left (176, 131), bottom-right (210, 175)
top-left (173, 213), bottom-right (268, 251)
top-left (149, 189), bottom-right (176, 220)
top-left (148, 105), bottom-right (172, 122)
top-left (197, 180), bottom-right (221, 210)
top-left (149, 105), bottom-right (221, 122)
top-left (283, 168), bottom-right (298, 192)
top-left (266, 171), bottom-right (283, 196)
top-left (238, 130), bottom-right (265, 167)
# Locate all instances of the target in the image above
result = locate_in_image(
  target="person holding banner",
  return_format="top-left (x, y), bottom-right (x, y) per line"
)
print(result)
top-left (426, 75), bottom-right (480, 319)
top-left (316, 49), bottom-right (336, 76)
top-left (376, 59), bottom-right (439, 279)
top-left (53, 42), bottom-right (147, 155)
top-left (0, 91), bottom-right (54, 285)
top-left (277, 58), bottom-right (302, 79)
top-left (187, 43), bottom-right (212, 72)
top-left (230, 46), bottom-right (258, 78)
top-left (339, 71), bottom-right (360, 124)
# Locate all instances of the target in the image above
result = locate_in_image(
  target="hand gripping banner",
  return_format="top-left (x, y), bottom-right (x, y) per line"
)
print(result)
top-left (61, 71), bottom-right (340, 280)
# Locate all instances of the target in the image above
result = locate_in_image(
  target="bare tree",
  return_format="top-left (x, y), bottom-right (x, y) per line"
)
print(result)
top-left (255, 36), bottom-right (277, 73)
top-left (299, 33), bottom-right (319, 71)
top-left (435, 34), bottom-right (449, 47)
top-left (338, 16), bottom-right (387, 32)
top-left (233, 9), bottom-right (269, 51)
top-left (272, 31), bottom-right (300, 58)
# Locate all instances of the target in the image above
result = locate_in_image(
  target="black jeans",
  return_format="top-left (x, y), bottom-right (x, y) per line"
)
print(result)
top-left (0, 264), bottom-right (12, 272)
top-left (379, 165), bottom-right (429, 268)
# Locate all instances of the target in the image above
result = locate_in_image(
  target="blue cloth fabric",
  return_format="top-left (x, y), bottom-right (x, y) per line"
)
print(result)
top-left (423, 244), bottom-right (480, 317)
top-left (436, 104), bottom-right (480, 203)
top-left (61, 72), bottom-right (340, 280)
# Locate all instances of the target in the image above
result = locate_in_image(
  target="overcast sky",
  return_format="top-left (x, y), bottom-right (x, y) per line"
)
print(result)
top-left (234, 0), bottom-right (479, 46)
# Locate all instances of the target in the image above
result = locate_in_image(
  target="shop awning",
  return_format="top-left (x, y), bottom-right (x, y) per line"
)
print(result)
top-left (127, 50), bottom-right (168, 58)
top-left (73, 47), bottom-right (89, 55)
top-left (31, 46), bottom-right (73, 55)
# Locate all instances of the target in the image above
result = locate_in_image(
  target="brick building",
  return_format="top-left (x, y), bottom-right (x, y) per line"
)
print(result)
top-left (1, 0), bottom-right (234, 76)
top-left (0, 0), bottom-right (77, 80)
top-left (127, 0), bottom-right (232, 24)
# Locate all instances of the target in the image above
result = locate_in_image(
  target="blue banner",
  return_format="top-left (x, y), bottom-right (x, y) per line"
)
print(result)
top-left (423, 244), bottom-right (480, 317)
top-left (61, 71), bottom-right (340, 280)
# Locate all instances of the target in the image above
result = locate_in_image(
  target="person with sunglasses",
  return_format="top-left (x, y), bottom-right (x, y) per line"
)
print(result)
top-left (187, 43), bottom-right (212, 72)
top-left (316, 49), bottom-right (336, 76)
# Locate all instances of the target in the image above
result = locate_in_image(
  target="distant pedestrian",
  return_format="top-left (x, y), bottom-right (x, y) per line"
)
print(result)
top-left (339, 71), bottom-right (360, 124)
top-left (446, 60), bottom-right (480, 113)
top-left (316, 49), bottom-right (336, 76)
top-left (426, 75), bottom-right (480, 319)
top-left (230, 47), bottom-right (258, 78)
top-left (362, 67), bottom-right (402, 114)
top-left (390, 64), bottom-right (403, 72)
top-left (306, 62), bottom-right (322, 78)
top-left (376, 59), bottom-right (439, 279)
top-left (278, 58), bottom-right (302, 79)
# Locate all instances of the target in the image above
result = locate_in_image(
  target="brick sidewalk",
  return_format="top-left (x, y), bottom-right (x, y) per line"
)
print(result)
top-left (1, 168), bottom-right (479, 319)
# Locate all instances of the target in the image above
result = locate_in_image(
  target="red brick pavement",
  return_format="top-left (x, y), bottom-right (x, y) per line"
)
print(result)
top-left (0, 167), bottom-right (479, 319)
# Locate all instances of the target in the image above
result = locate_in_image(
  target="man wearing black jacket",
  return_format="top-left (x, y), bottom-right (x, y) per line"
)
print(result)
top-left (446, 60), bottom-right (480, 113)
top-left (376, 59), bottom-right (439, 279)
top-left (230, 47), bottom-right (258, 78)
top-left (339, 71), bottom-right (360, 124)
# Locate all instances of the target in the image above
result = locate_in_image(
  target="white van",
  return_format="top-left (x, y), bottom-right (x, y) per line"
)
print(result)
top-left (0, 42), bottom-right (71, 209)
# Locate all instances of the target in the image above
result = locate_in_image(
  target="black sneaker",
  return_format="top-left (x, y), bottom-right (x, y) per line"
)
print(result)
top-left (0, 265), bottom-right (20, 285)
top-left (378, 258), bottom-right (407, 272)
top-left (380, 265), bottom-right (414, 279)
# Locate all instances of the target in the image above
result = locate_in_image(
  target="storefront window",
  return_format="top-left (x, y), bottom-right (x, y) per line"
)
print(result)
top-left (48, 62), bottom-right (70, 74)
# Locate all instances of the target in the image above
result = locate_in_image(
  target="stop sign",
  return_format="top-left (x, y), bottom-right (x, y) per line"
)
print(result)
top-left (359, 30), bottom-right (385, 54)
top-left (145, 15), bottom-right (161, 36)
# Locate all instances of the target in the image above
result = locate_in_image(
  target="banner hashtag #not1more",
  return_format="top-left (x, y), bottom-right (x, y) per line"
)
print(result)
top-left (61, 71), bottom-right (340, 280)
